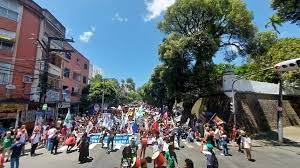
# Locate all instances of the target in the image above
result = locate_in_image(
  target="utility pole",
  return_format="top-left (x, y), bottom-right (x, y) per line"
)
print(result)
top-left (274, 58), bottom-right (300, 143)
top-left (101, 90), bottom-right (104, 113)
top-left (231, 79), bottom-right (239, 126)
top-left (277, 73), bottom-right (283, 143)
top-left (100, 78), bottom-right (114, 113)
top-left (37, 36), bottom-right (74, 107)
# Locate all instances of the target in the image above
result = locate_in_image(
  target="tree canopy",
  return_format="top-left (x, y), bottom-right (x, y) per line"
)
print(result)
top-left (141, 0), bottom-right (256, 116)
top-left (80, 75), bottom-right (141, 112)
top-left (271, 0), bottom-right (300, 26)
top-left (236, 32), bottom-right (300, 83)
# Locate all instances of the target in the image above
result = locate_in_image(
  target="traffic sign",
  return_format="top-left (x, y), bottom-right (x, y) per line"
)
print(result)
top-left (277, 106), bottom-right (283, 112)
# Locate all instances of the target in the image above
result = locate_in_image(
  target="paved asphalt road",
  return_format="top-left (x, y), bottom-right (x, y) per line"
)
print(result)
top-left (4, 140), bottom-right (300, 168)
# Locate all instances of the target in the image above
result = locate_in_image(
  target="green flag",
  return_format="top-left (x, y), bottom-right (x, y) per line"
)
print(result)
top-left (64, 108), bottom-right (72, 128)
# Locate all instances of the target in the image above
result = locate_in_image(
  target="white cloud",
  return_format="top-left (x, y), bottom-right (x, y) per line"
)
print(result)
top-left (144, 0), bottom-right (175, 21)
top-left (79, 26), bottom-right (96, 43)
top-left (229, 45), bottom-right (239, 54)
top-left (112, 13), bottom-right (128, 22)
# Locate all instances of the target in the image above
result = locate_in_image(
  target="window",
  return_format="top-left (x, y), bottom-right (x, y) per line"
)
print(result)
top-left (0, 62), bottom-right (10, 84)
top-left (63, 68), bottom-right (70, 78)
top-left (23, 75), bottom-right (33, 83)
top-left (0, 39), bottom-right (13, 51)
top-left (65, 52), bottom-right (71, 59)
top-left (297, 60), bottom-right (300, 67)
top-left (83, 76), bottom-right (87, 84)
top-left (84, 64), bottom-right (88, 70)
top-left (0, 0), bottom-right (20, 21)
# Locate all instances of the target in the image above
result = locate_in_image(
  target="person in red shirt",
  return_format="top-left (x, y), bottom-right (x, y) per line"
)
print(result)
top-left (140, 132), bottom-right (148, 159)
top-left (61, 126), bottom-right (67, 144)
top-left (65, 134), bottom-right (76, 153)
top-left (152, 120), bottom-right (159, 136)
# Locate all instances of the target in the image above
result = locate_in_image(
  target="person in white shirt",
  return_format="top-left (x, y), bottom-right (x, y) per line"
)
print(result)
top-left (214, 127), bottom-right (221, 149)
top-left (47, 126), bottom-right (57, 151)
top-left (241, 132), bottom-right (252, 161)
top-left (30, 127), bottom-right (41, 156)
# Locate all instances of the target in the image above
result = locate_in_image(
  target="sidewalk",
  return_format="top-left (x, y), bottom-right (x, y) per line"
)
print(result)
top-left (251, 126), bottom-right (300, 154)
top-left (283, 126), bottom-right (300, 143)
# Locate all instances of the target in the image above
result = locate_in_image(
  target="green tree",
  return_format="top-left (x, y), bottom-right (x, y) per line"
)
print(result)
top-left (154, 0), bottom-right (256, 116)
top-left (237, 37), bottom-right (300, 83)
top-left (126, 78), bottom-right (136, 91)
top-left (80, 85), bottom-right (90, 113)
top-left (88, 77), bottom-right (120, 107)
top-left (270, 0), bottom-right (300, 26)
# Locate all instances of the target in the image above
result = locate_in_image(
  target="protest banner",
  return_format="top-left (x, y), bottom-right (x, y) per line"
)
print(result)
top-left (89, 133), bottom-right (131, 144)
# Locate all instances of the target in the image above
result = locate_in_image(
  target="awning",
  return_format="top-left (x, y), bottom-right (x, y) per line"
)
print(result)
top-left (0, 34), bottom-right (15, 42)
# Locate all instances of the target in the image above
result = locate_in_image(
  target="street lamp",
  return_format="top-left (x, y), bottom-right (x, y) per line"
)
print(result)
top-left (274, 58), bottom-right (300, 143)
top-left (231, 78), bottom-right (241, 127)
top-left (274, 58), bottom-right (300, 72)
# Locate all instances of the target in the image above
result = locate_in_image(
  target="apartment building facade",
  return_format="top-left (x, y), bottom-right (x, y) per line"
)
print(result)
top-left (0, 0), bottom-right (91, 129)
top-left (0, 0), bottom-right (43, 128)
top-left (60, 43), bottom-right (89, 116)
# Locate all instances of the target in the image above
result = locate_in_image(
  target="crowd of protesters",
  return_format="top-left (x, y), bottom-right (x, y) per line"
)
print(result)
top-left (0, 103), bottom-right (254, 168)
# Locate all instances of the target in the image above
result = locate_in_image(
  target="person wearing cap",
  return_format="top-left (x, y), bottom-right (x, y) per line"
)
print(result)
top-left (2, 131), bottom-right (13, 162)
top-left (203, 144), bottom-right (218, 168)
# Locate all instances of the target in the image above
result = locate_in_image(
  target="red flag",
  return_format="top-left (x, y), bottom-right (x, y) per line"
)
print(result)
top-left (152, 121), bottom-right (159, 134)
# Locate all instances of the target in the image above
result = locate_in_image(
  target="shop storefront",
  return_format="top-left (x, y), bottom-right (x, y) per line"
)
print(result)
top-left (0, 104), bottom-right (27, 129)
top-left (57, 102), bottom-right (71, 119)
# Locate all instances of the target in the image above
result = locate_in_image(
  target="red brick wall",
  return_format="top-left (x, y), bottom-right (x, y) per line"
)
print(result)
top-left (62, 43), bottom-right (89, 103)
top-left (0, 16), bottom-right (18, 98)
top-left (0, 6), bottom-right (41, 100)
top-left (0, 16), bottom-right (17, 31)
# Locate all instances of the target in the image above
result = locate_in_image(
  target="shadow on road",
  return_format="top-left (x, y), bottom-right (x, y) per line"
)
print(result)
top-left (253, 131), bottom-right (300, 148)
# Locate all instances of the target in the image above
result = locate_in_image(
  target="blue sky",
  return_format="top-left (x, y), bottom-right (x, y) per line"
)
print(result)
top-left (34, 0), bottom-right (299, 87)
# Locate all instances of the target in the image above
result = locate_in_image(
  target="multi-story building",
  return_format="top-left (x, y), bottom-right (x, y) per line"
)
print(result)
top-left (59, 43), bottom-right (89, 115)
top-left (89, 63), bottom-right (102, 80)
top-left (0, 0), bottom-right (91, 129)
top-left (0, 0), bottom-right (43, 129)
top-left (30, 8), bottom-right (66, 120)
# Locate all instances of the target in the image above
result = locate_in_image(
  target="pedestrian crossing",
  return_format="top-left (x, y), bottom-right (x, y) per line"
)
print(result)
top-left (55, 140), bottom-right (206, 153)
top-left (57, 143), bottom-right (125, 152)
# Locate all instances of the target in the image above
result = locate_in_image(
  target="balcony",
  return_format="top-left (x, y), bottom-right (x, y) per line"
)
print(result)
top-left (48, 63), bottom-right (61, 77)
